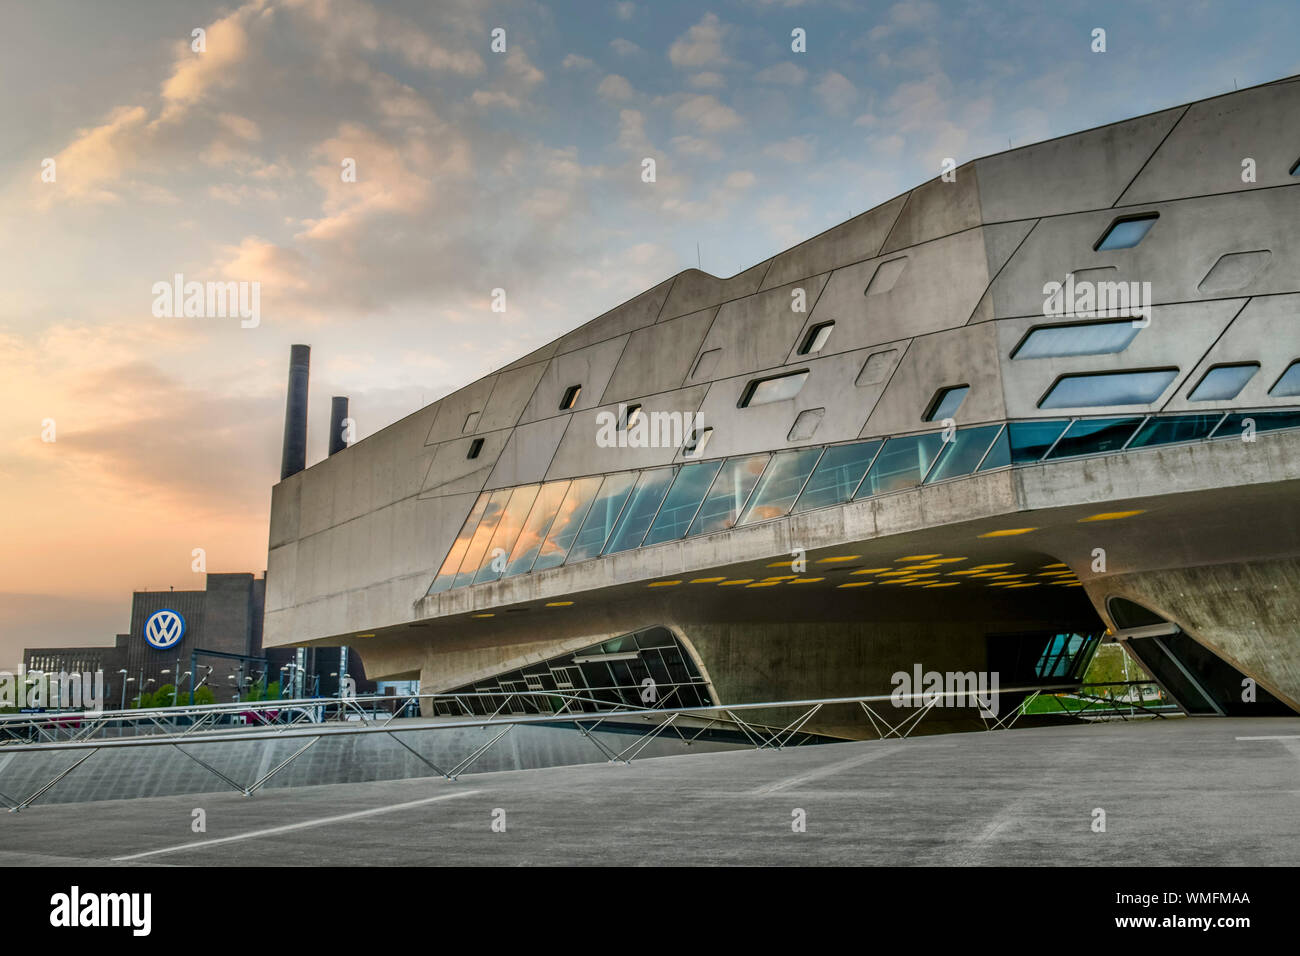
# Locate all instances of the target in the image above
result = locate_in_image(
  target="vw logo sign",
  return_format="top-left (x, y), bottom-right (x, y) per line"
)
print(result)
top-left (143, 609), bottom-right (186, 650)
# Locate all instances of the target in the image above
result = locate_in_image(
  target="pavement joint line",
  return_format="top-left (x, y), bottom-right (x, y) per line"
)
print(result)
top-left (750, 744), bottom-right (904, 794)
top-left (110, 788), bottom-right (481, 862)
top-left (1235, 735), bottom-right (1300, 740)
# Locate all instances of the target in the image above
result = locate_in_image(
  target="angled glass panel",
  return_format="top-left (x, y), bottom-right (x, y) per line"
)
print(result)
top-left (1189, 363), bottom-right (1258, 401)
top-left (452, 489), bottom-right (512, 588)
top-left (565, 473), bottom-right (638, 564)
top-left (472, 484), bottom-right (540, 585)
top-left (1012, 320), bottom-right (1142, 359)
top-left (1095, 213), bottom-right (1158, 251)
top-left (1212, 410), bottom-right (1300, 439)
top-left (531, 476), bottom-right (603, 572)
top-left (1270, 361), bottom-right (1300, 397)
top-left (793, 440), bottom-right (881, 512)
top-left (1039, 369), bottom-right (1177, 409)
top-left (687, 454), bottom-right (769, 536)
top-left (1044, 417), bottom-right (1142, 459)
top-left (924, 425), bottom-right (1002, 483)
top-left (977, 420), bottom-right (1069, 470)
top-left (605, 468), bottom-right (675, 554)
top-left (1128, 413), bottom-right (1223, 449)
top-left (925, 385), bottom-right (969, 422)
top-left (857, 432), bottom-right (947, 497)
top-left (738, 447), bottom-right (824, 525)
top-left (503, 480), bottom-right (570, 577)
top-left (643, 461), bottom-right (723, 546)
top-left (427, 493), bottom-right (490, 594)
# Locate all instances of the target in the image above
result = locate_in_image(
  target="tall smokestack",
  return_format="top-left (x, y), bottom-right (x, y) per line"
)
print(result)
top-left (280, 344), bottom-right (310, 480)
top-left (328, 396), bottom-right (349, 457)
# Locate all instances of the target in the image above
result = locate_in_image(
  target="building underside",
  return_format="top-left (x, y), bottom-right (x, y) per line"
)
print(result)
top-left (266, 76), bottom-right (1300, 736)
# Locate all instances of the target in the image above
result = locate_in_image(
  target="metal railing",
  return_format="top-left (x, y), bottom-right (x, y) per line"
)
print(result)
top-left (0, 681), bottom-right (1155, 812)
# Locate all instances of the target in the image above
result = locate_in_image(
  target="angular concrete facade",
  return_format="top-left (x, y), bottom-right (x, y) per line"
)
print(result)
top-left (266, 77), bottom-right (1300, 729)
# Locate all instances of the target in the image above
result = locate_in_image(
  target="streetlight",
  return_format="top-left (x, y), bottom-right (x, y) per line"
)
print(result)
top-left (118, 669), bottom-right (129, 711)
top-left (174, 672), bottom-right (191, 706)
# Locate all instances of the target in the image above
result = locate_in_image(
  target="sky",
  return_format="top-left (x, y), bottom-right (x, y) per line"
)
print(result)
top-left (2, 0), bottom-right (1298, 666)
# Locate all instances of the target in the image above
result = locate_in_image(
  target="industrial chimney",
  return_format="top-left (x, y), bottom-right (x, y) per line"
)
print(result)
top-left (328, 396), bottom-right (349, 457)
top-left (280, 344), bottom-right (310, 480)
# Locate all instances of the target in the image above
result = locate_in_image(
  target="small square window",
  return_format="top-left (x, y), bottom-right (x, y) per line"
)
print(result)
top-left (682, 427), bottom-right (713, 458)
top-left (462, 411), bottom-right (481, 433)
top-left (799, 321), bottom-right (834, 355)
top-left (467, 438), bottom-right (484, 459)
top-left (924, 385), bottom-right (969, 422)
top-left (559, 384), bottom-right (582, 410)
top-left (618, 403), bottom-right (642, 431)
top-left (1094, 213), bottom-right (1159, 251)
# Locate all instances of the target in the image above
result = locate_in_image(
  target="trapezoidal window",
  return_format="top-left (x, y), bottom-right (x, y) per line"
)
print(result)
top-left (1094, 212), bottom-right (1159, 251)
top-left (1290, 156), bottom-right (1300, 177)
top-left (618, 403), bottom-right (642, 431)
top-left (1270, 360), bottom-right (1300, 397)
top-left (559, 384), bottom-right (582, 410)
top-left (1188, 363), bottom-right (1258, 401)
top-left (798, 321), bottom-right (834, 355)
top-left (739, 370), bottom-right (809, 407)
top-left (1011, 320), bottom-right (1142, 359)
top-left (1039, 368), bottom-right (1177, 409)
top-left (466, 438), bottom-right (484, 459)
top-left (923, 385), bottom-right (969, 422)
top-left (682, 425), bottom-right (713, 458)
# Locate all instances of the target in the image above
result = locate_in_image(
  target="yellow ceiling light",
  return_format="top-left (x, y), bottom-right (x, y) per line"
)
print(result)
top-left (766, 560), bottom-right (797, 568)
top-left (790, 577), bottom-right (825, 584)
top-left (903, 581), bottom-right (932, 586)
top-left (947, 569), bottom-right (986, 576)
top-left (851, 568), bottom-right (893, 575)
top-left (718, 579), bottom-right (754, 586)
top-left (837, 581), bottom-right (872, 588)
top-left (898, 564), bottom-right (943, 571)
top-left (1080, 510), bottom-right (1145, 522)
top-left (925, 557), bottom-right (968, 564)
top-left (1040, 563), bottom-right (1068, 569)
top-left (970, 563), bottom-right (1015, 569)
top-left (970, 571), bottom-right (1008, 578)
top-left (897, 553), bottom-right (942, 561)
top-left (878, 569), bottom-right (919, 577)
top-left (471, 613), bottom-right (495, 618)
top-left (978, 528), bottom-right (1037, 538)
top-left (544, 601), bottom-right (574, 607)
top-left (1005, 582), bottom-right (1040, 588)
top-left (647, 580), bottom-right (682, 587)
top-left (924, 582), bottom-right (960, 588)
top-left (746, 581), bottom-right (782, 588)
top-left (817, 555), bottom-right (861, 563)
top-left (690, 577), bottom-right (726, 584)
top-left (762, 574), bottom-right (797, 581)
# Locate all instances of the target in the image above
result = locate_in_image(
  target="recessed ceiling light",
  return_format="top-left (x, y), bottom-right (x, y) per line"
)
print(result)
top-left (647, 580), bottom-right (682, 587)
top-left (978, 528), bottom-right (1037, 537)
top-left (1080, 510), bottom-right (1145, 522)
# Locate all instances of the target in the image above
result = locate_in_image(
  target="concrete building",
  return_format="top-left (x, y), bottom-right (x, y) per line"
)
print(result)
top-left (22, 574), bottom-right (374, 707)
top-left (265, 77), bottom-right (1300, 734)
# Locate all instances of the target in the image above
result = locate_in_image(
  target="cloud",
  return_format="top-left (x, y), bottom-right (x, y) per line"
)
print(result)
top-left (689, 72), bottom-right (726, 89)
top-left (562, 53), bottom-right (596, 70)
top-left (471, 89), bottom-right (523, 110)
top-left (671, 135), bottom-right (723, 160)
top-left (613, 1), bottom-right (636, 20)
top-left (673, 93), bottom-right (743, 133)
top-left (815, 71), bottom-right (858, 114)
top-left (610, 38), bottom-right (642, 56)
top-left (754, 61), bottom-right (806, 85)
top-left (668, 13), bottom-right (729, 69)
top-left (598, 74), bottom-right (635, 100)
top-left (762, 135), bottom-right (814, 162)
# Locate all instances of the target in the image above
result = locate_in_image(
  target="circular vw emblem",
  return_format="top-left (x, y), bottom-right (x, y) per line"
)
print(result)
top-left (143, 609), bottom-right (186, 650)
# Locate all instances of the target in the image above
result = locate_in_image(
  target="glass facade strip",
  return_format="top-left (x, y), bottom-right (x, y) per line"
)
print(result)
top-left (643, 461), bottom-right (724, 546)
top-left (605, 468), bottom-right (676, 554)
top-left (1039, 369), bottom-right (1178, 408)
top-left (472, 484), bottom-right (540, 585)
top-left (452, 488), bottom-right (512, 589)
top-left (503, 480), bottom-right (570, 577)
top-left (738, 447), bottom-right (824, 525)
top-left (792, 440), bottom-right (882, 512)
top-left (531, 476), bottom-right (603, 572)
top-left (1213, 410), bottom-right (1300, 438)
top-left (687, 453), bottom-right (770, 536)
top-left (1044, 417), bottom-right (1144, 459)
top-left (1128, 413), bottom-right (1224, 449)
top-left (978, 419), bottom-right (1070, 470)
top-left (857, 432), bottom-right (947, 497)
top-left (426, 492), bottom-right (490, 594)
top-left (565, 473), bottom-right (638, 564)
top-left (924, 425), bottom-right (1003, 483)
top-left (1012, 321), bottom-right (1142, 359)
top-left (1189, 363), bottom-right (1258, 401)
